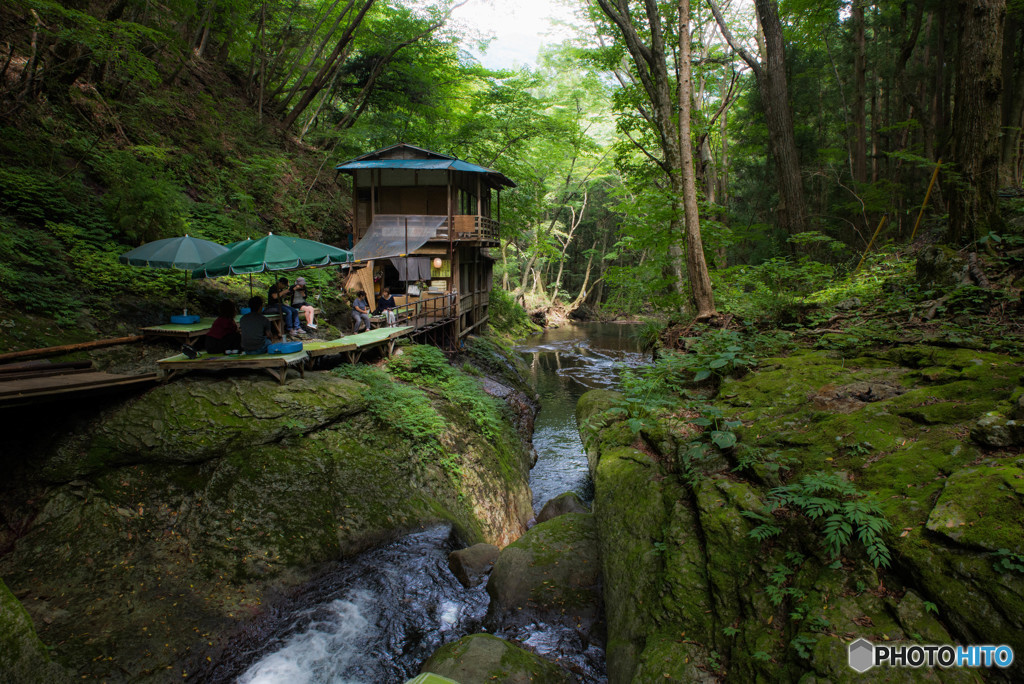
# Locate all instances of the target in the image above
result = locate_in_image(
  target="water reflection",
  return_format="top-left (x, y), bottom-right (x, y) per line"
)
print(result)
top-left (516, 323), bottom-right (645, 512)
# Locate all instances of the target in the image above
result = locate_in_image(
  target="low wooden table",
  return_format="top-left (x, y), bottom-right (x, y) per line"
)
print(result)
top-left (157, 349), bottom-right (307, 384)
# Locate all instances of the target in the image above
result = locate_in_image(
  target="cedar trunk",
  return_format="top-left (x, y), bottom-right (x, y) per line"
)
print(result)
top-left (950, 0), bottom-right (1006, 242)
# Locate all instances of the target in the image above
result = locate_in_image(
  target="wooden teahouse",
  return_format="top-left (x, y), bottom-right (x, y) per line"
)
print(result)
top-left (335, 143), bottom-right (514, 345)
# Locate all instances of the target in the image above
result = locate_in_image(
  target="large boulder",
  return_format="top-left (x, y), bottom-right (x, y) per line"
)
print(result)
top-left (448, 543), bottom-right (499, 588)
top-left (536, 491), bottom-right (589, 523)
top-left (42, 374), bottom-right (366, 479)
top-left (421, 633), bottom-right (575, 684)
top-left (485, 513), bottom-right (602, 640)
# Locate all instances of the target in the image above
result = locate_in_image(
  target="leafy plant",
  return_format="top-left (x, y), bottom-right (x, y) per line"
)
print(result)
top-left (749, 472), bottom-right (893, 568)
top-left (991, 549), bottom-right (1024, 574)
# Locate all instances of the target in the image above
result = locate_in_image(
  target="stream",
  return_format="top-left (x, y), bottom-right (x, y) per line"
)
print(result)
top-left (213, 323), bottom-right (643, 683)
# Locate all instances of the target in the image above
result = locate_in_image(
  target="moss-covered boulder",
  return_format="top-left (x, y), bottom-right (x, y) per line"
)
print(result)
top-left (485, 513), bottom-right (602, 641)
top-left (0, 578), bottom-right (71, 683)
top-left (421, 633), bottom-right (576, 684)
top-left (42, 374), bottom-right (366, 479)
top-left (536, 491), bottom-right (589, 523)
top-left (0, 347), bottom-right (536, 680)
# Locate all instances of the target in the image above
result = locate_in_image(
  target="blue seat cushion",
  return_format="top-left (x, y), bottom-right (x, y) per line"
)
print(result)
top-left (268, 341), bottom-right (303, 354)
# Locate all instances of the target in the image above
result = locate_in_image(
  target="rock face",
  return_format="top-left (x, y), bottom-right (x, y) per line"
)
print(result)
top-left (577, 344), bottom-right (1024, 683)
top-left (485, 513), bottom-right (603, 642)
top-left (448, 543), bottom-right (500, 588)
top-left (0, 579), bottom-right (71, 683)
top-left (421, 633), bottom-right (576, 684)
top-left (536, 491), bottom-right (589, 523)
top-left (0, 346), bottom-right (536, 681)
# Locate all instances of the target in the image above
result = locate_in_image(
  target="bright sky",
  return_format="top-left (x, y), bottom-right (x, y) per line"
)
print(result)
top-left (450, 0), bottom-right (579, 70)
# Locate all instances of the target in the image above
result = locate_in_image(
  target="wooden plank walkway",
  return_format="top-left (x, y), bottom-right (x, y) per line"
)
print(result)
top-left (157, 350), bottom-right (308, 384)
top-left (0, 368), bottom-right (159, 407)
top-left (304, 326), bottom-right (413, 366)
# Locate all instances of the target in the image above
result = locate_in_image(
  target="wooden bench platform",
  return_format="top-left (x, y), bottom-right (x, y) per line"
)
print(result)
top-left (157, 349), bottom-right (307, 384)
top-left (141, 314), bottom-right (285, 344)
top-left (140, 318), bottom-right (214, 345)
top-left (304, 326), bottom-right (413, 366)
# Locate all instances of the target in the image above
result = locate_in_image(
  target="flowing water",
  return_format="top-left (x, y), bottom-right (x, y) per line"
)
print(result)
top-left (518, 323), bottom-right (646, 513)
top-left (214, 322), bottom-right (642, 683)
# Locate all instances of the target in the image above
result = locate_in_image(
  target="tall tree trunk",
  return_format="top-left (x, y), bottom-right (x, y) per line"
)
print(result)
top-left (679, 0), bottom-right (715, 318)
top-left (950, 0), bottom-right (1007, 242)
top-left (709, 0), bottom-right (807, 235)
top-left (853, 0), bottom-right (868, 183)
top-left (1000, 12), bottom-right (1024, 185)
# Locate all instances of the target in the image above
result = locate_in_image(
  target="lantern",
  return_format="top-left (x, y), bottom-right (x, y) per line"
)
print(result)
top-left (433, 257), bottom-right (443, 269)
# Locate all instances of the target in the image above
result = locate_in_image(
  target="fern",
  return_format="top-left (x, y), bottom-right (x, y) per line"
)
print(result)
top-left (759, 472), bottom-right (893, 568)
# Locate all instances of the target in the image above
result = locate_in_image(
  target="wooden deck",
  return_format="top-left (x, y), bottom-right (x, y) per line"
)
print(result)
top-left (0, 363), bottom-right (158, 407)
top-left (157, 350), bottom-right (307, 384)
top-left (304, 326), bottom-right (413, 366)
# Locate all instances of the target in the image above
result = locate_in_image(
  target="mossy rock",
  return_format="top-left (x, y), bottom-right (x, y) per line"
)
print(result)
top-left (485, 513), bottom-right (602, 637)
top-left (970, 412), bottom-right (1024, 448)
top-left (0, 578), bottom-right (71, 683)
top-left (536, 491), bottom-right (589, 523)
top-left (421, 633), bottom-right (576, 684)
top-left (630, 631), bottom-right (716, 683)
top-left (925, 464), bottom-right (1024, 552)
top-left (44, 374), bottom-right (366, 479)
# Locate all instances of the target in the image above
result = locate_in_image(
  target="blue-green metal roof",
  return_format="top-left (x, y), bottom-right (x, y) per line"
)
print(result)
top-left (335, 159), bottom-right (515, 188)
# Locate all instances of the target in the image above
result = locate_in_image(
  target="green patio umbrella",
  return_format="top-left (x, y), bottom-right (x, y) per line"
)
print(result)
top-left (119, 234), bottom-right (228, 316)
top-left (192, 232), bottom-right (353, 281)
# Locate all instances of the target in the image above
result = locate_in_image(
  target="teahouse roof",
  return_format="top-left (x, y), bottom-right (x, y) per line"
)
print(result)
top-left (336, 143), bottom-right (515, 189)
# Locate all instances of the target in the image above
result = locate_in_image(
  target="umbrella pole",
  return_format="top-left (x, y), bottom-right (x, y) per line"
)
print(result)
top-left (249, 273), bottom-right (253, 299)
top-left (183, 270), bottom-right (189, 316)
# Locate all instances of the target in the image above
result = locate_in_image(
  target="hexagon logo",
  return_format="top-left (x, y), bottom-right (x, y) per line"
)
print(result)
top-left (848, 638), bottom-right (875, 673)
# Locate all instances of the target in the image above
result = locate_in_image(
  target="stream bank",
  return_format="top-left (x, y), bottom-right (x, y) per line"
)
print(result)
top-left (578, 342), bottom-right (1024, 682)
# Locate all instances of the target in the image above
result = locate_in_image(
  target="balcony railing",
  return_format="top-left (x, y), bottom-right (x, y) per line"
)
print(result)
top-left (380, 293), bottom-right (456, 331)
top-left (434, 215), bottom-right (499, 242)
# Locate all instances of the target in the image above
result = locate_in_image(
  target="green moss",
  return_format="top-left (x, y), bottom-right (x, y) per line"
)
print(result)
top-left (421, 633), bottom-right (572, 684)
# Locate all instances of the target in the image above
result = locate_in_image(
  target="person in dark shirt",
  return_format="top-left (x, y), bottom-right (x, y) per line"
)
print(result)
top-left (376, 287), bottom-right (397, 326)
top-left (204, 300), bottom-right (241, 354)
top-left (240, 295), bottom-right (273, 354)
top-left (265, 277), bottom-right (302, 337)
top-left (351, 290), bottom-right (371, 332)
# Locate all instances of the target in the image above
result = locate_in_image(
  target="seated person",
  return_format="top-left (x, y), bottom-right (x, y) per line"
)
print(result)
top-left (377, 287), bottom-right (397, 327)
top-left (265, 277), bottom-right (302, 337)
top-left (240, 295), bottom-right (273, 354)
top-left (289, 276), bottom-right (317, 330)
top-left (204, 300), bottom-right (241, 354)
top-left (351, 290), bottom-right (371, 332)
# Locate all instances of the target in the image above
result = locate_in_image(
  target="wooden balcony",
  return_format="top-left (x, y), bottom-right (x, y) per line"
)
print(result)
top-left (433, 215), bottom-right (499, 243)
